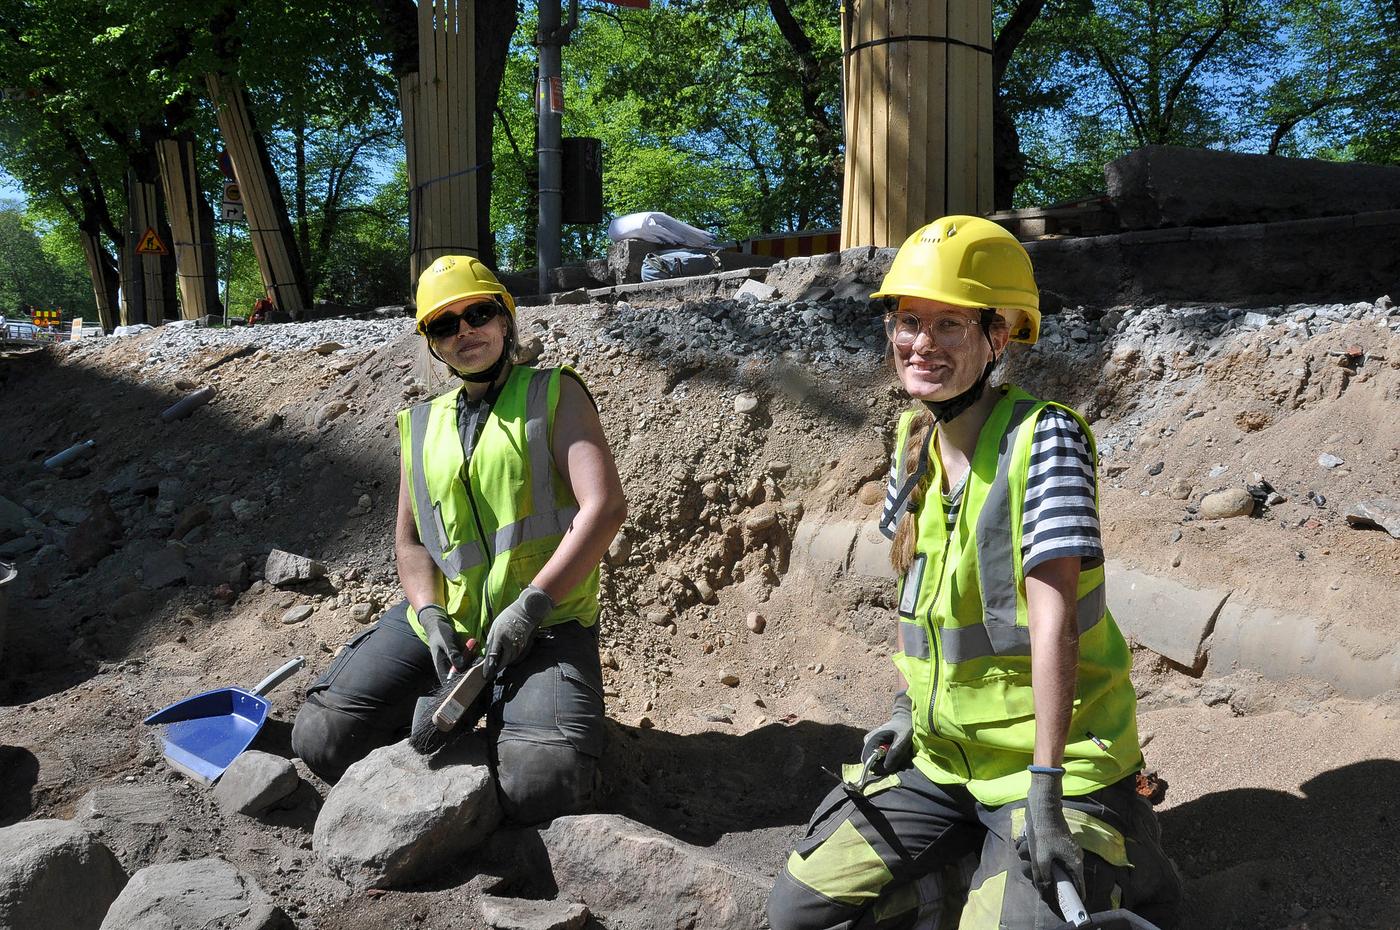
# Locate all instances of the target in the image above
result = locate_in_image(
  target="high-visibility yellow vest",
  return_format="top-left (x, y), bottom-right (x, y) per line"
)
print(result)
top-left (396, 365), bottom-right (600, 645)
top-left (889, 385), bottom-right (1141, 806)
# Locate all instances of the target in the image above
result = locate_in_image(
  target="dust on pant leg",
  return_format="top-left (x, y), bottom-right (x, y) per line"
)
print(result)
top-left (289, 601), bottom-right (438, 783)
top-left (489, 621), bottom-right (605, 824)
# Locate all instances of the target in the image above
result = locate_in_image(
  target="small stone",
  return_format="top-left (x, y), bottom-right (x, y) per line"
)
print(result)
top-left (733, 393), bottom-right (760, 415)
top-left (314, 341), bottom-right (345, 355)
top-left (601, 650), bottom-right (619, 671)
top-left (281, 605), bottom-right (313, 625)
top-left (1145, 461), bottom-right (1165, 476)
top-left (647, 611), bottom-right (672, 628)
top-left (1167, 478), bottom-right (1193, 500)
top-left (1199, 488), bottom-right (1255, 520)
top-left (1207, 464), bottom-right (1229, 478)
top-left (349, 603), bottom-right (374, 624)
top-left (701, 481), bottom-right (721, 500)
top-left (638, 716), bottom-right (655, 729)
top-left (1171, 553), bottom-right (1182, 568)
top-left (1199, 679), bottom-right (1236, 706)
top-left (744, 507), bottom-right (778, 532)
top-left (857, 481), bottom-right (884, 506)
top-left (479, 895), bottom-right (590, 930)
top-left (264, 549), bottom-right (327, 587)
top-left (1170, 528), bottom-right (1182, 543)
top-left (720, 671), bottom-right (740, 687)
top-left (746, 611), bottom-right (766, 634)
top-left (1317, 453), bottom-right (1344, 469)
top-left (315, 400), bottom-right (349, 429)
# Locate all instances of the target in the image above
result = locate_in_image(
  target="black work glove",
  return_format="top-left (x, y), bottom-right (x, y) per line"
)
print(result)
top-left (481, 586), bottom-right (554, 682)
top-left (860, 690), bottom-right (914, 775)
top-left (1024, 767), bottom-right (1085, 896)
top-left (419, 604), bottom-right (465, 684)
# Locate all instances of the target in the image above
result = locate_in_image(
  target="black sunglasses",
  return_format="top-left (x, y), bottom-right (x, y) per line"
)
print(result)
top-left (424, 301), bottom-right (501, 339)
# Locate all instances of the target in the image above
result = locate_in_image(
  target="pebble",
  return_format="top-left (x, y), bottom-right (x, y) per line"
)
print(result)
top-left (647, 611), bottom-right (672, 627)
top-left (1199, 488), bottom-right (1255, 519)
top-left (281, 605), bottom-right (314, 625)
top-left (1146, 461), bottom-right (1165, 476)
top-left (734, 393), bottom-right (760, 415)
top-left (349, 603), bottom-right (373, 623)
top-left (746, 611), bottom-right (766, 634)
top-left (720, 671), bottom-right (740, 687)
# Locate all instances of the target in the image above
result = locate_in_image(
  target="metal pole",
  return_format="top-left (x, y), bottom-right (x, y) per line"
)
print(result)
top-left (536, 0), bottom-right (563, 296)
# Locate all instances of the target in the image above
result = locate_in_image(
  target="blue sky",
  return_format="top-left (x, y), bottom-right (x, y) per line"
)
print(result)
top-left (1, 167), bottom-right (25, 204)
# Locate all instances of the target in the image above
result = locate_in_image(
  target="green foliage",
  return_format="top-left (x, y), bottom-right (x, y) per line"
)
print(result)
top-left (490, 0), bottom-right (843, 271)
top-left (0, 202), bottom-right (94, 316)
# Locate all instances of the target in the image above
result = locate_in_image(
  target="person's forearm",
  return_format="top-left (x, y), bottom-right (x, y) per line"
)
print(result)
top-left (1027, 561), bottom-right (1081, 767)
top-left (529, 496), bottom-right (627, 605)
top-left (396, 538), bottom-right (442, 613)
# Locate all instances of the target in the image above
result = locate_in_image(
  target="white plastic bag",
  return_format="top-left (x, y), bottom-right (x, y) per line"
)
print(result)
top-left (607, 211), bottom-right (714, 248)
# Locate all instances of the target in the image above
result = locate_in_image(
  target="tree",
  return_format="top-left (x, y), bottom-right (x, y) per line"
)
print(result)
top-left (0, 203), bottom-right (96, 315)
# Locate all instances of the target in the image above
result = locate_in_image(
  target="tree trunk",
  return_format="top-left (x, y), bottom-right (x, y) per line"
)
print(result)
top-left (992, 0), bottom-right (1048, 210)
top-left (474, 0), bottom-right (517, 270)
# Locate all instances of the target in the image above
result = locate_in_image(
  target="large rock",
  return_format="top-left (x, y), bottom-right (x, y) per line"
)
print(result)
top-left (480, 896), bottom-right (590, 930)
top-left (489, 814), bottom-right (768, 930)
top-left (213, 751), bottom-right (300, 816)
top-left (0, 819), bottom-right (127, 930)
top-left (75, 785), bottom-right (179, 870)
top-left (1106, 145), bottom-right (1400, 230)
top-left (1105, 561), bottom-right (1231, 670)
top-left (263, 549), bottom-right (327, 587)
top-left (0, 496), bottom-right (33, 543)
top-left (99, 858), bottom-right (291, 930)
top-left (314, 739), bottom-right (500, 888)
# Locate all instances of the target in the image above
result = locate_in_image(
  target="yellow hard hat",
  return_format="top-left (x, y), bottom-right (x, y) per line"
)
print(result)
top-left (414, 255), bottom-right (517, 335)
top-left (872, 216), bottom-right (1040, 344)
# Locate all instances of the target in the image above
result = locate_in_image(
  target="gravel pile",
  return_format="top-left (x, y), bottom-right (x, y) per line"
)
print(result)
top-left (595, 296), bottom-right (887, 366)
top-left (78, 317), bottom-right (414, 364)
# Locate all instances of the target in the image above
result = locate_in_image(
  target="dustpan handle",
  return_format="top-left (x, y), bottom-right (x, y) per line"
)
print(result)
top-left (1054, 866), bottom-right (1091, 927)
top-left (253, 657), bottom-right (305, 697)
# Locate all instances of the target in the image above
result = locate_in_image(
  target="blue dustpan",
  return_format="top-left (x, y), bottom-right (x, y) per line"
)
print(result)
top-left (143, 657), bottom-right (304, 785)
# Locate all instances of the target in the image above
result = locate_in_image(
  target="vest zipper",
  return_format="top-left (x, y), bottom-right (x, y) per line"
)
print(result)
top-left (465, 487), bottom-right (495, 623)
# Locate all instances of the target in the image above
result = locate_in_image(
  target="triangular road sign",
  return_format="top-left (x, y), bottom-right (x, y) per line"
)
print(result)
top-left (136, 227), bottom-right (169, 256)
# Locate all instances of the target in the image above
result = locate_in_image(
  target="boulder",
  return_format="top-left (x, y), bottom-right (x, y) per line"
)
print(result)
top-left (0, 496), bottom-right (31, 542)
top-left (1105, 561), bottom-right (1231, 670)
top-left (314, 739), bottom-right (500, 888)
top-left (489, 814), bottom-right (767, 930)
top-left (263, 549), bottom-right (327, 587)
top-left (99, 858), bottom-right (290, 930)
top-left (213, 751), bottom-right (300, 816)
top-left (0, 819), bottom-right (126, 930)
top-left (480, 896), bottom-right (590, 930)
top-left (74, 785), bottom-right (179, 870)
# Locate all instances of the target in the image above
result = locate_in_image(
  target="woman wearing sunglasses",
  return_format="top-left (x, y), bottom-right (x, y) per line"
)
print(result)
top-left (292, 255), bottom-right (627, 824)
top-left (768, 217), bottom-right (1179, 929)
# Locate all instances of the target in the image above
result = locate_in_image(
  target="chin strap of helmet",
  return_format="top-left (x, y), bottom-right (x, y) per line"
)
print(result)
top-left (923, 309), bottom-right (1000, 424)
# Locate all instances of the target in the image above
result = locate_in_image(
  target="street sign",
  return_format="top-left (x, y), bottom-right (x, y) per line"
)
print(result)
top-left (218, 149), bottom-right (236, 180)
top-left (136, 227), bottom-right (169, 255)
top-left (222, 181), bottom-right (245, 223)
top-left (70, 318), bottom-right (84, 341)
top-left (537, 75), bottom-right (564, 115)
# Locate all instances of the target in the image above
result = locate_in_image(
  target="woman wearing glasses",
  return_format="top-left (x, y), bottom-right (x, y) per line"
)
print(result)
top-left (768, 217), bottom-right (1179, 929)
top-left (292, 256), bottom-right (627, 824)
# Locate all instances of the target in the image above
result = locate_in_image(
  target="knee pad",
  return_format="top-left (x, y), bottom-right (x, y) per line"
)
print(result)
top-left (495, 739), bottom-right (597, 824)
top-left (291, 699), bottom-right (362, 783)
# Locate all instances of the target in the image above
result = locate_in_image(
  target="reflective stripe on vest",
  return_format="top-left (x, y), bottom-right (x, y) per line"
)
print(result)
top-left (407, 368), bottom-right (577, 581)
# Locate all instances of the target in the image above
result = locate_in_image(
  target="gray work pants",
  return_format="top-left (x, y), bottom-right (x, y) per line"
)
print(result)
top-left (768, 764), bottom-right (1181, 930)
top-left (290, 600), bottom-right (606, 824)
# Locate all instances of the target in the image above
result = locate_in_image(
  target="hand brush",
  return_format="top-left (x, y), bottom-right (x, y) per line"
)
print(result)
top-left (409, 639), bottom-right (489, 754)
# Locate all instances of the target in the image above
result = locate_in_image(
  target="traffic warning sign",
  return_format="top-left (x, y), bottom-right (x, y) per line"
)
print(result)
top-left (136, 227), bottom-right (169, 256)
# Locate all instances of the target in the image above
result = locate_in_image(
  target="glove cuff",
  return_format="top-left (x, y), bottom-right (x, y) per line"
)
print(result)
top-left (419, 603), bottom-right (448, 620)
top-left (519, 585), bottom-right (555, 621)
top-left (891, 689), bottom-right (912, 713)
top-left (1028, 765), bottom-right (1065, 776)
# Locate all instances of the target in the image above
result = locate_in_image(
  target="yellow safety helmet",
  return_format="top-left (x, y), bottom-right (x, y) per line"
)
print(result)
top-left (414, 255), bottom-right (517, 335)
top-left (872, 216), bottom-right (1040, 344)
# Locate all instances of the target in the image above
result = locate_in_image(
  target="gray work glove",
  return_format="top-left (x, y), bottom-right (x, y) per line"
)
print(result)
top-left (1024, 767), bottom-right (1085, 896)
top-left (481, 585), bottom-right (555, 682)
top-left (860, 690), bottom-right (914, 775)
top-left (419, 604), bottom-right (465, 684)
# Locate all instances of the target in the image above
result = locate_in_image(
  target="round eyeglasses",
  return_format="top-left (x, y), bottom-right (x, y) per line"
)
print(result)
top-left (883, 312), bottom-right (976, 349)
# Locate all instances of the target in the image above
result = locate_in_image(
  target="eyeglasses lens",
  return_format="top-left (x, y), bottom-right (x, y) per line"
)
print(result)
top-left (426, 302), bottom-right (499, 338)
top-left (885, 313), bottom-right (971, 349)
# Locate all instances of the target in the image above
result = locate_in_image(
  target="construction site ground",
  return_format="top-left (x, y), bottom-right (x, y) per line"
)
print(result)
top-left (1, 291), bottom-right (1399, 929)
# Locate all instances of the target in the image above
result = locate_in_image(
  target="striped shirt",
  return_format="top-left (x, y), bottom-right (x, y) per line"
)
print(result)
top-left (880, 408), bottom-right (1103, 572)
